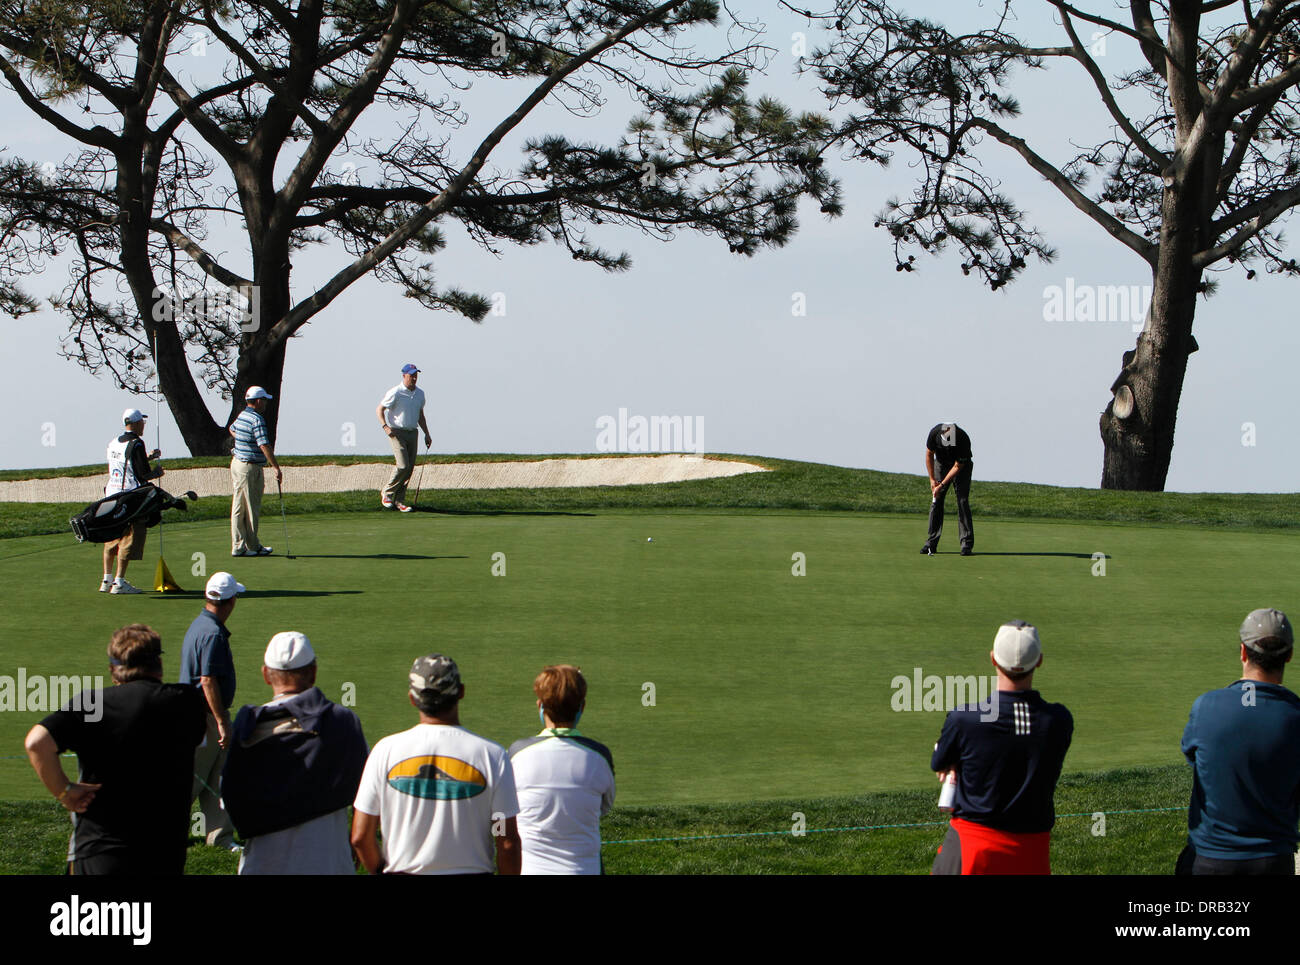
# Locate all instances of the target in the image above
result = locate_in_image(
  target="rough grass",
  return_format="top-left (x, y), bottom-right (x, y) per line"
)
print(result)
top-left (0, 764), bottom-right (1191, 875)
top-left (2, 453), bottom-right (1298, 541)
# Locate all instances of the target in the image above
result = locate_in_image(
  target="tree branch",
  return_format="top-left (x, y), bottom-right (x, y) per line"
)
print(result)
top-left (274, 0), bottom-right (416, 217)
top-left (1129, 0), bottom-right (1173, 80)
top-left (150, 218), bottom-right (253, 289)
top-left (1195, 182), bottom-right (1300, 266)
top-left (158, 68), bottom-right (243, 164)
top-left (0, 53), bottom-right (118, 149)
top-left (1051, 1), bottom-right (1169, 168)
top-left (270, 0), bottom-right (694, 346)
top-left (970, 117), bottom-right (1158, 265)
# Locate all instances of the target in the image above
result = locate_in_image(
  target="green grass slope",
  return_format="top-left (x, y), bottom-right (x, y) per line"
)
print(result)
top-left (2, 453), bottom-right (1297, 539)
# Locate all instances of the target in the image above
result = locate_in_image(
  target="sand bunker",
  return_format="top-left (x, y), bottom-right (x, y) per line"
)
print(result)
top-left (0, 454), bottom-right (767, 503)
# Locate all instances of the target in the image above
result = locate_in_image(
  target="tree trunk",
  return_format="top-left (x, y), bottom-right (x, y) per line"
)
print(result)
top-left (228, 276), bottom-right (290, 449)
top-left (116, 141), bottom-right (228, 456)
top-left (1099, 184), bottom-right (1202, 490)
top-left (158, 343), bottom-right (231, 456)
top-left (229, 340), bottom-right (289, 448)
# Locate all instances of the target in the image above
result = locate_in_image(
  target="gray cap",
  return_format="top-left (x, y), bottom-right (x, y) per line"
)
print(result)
top-left (992, 620), bottom-right (1042, 674)
top-left (409, 654), bottom-right (461, 707)
top-left (1239, 608), bottom-right (1293, 654)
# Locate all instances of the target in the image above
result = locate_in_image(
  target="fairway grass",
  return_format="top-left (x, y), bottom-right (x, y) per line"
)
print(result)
top-left (2, 460), bottom-right (1295, 874)
top-left (1, 512), bottom-right (1292, 793)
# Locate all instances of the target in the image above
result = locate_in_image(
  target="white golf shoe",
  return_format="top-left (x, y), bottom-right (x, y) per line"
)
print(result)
top-left (111, 579), bottom-right (143, 595)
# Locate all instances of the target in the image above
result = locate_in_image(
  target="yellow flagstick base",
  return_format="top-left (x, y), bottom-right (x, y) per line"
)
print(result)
top-left (154, 556), bottom-right (184, 593)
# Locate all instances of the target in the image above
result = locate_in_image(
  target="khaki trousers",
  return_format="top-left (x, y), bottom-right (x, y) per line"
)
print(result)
top-left (383, 428), bottom-right (419, 502)
top-left (231, 458), bottom-right (265, 553)
top-left (192, 714), bottom-right (235, 848)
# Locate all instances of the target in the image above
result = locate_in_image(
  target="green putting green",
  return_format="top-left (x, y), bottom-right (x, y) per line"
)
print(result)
top-left (0, 507), bottom-right (1295, 808)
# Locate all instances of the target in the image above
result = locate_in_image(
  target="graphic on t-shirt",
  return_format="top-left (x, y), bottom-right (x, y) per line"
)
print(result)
top-left (387, 755), bottom-right (487, 800)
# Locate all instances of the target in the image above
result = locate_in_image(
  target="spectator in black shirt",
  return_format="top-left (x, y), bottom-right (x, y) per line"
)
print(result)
top-left (24, 624), bottom-right (207, 874)
top-left (922, 423), bottom-right (974, 556)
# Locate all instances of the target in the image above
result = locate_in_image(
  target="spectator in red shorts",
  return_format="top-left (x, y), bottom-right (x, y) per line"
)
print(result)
top-left (930, 620), bottom-right (1074, 874)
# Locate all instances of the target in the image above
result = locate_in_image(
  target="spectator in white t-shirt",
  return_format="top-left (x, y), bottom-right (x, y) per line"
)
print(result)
top-left (509, 665), bottom-right (615, 874)
top-left (351, 654), bottom-right (521, 875)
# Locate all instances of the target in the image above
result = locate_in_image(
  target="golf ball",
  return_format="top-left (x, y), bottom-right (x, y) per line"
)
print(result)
top-left (647, 537), bottom-right (653, 542)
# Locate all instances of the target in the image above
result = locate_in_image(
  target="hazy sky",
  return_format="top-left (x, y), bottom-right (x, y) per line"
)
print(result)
top-left (3, 2), bottom-right (1297, 492)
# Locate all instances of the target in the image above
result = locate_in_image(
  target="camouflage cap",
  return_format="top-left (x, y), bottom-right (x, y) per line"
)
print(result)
top-left (409, 654), bottom-right (461, 705)
top-left (1240, 608), bottom-right (1294, 654)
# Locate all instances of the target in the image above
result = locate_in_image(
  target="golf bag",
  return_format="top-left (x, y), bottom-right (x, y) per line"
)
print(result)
top-left (70, 484), bottom-right (198, 544)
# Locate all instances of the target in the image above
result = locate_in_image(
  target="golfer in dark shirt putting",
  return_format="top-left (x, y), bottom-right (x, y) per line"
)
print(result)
top-left (922, 423), bottom-right (973, 556)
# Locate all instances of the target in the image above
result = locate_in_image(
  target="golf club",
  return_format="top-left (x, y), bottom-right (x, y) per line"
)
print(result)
top-left (411, 439), bottom-right (429, 509)
top-left (277, 476), bottom-right (293, 559)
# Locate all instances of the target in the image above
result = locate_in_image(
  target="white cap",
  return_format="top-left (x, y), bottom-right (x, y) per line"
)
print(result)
top-left (205, 571), bottom-right (247, 602)
top-left (245, 386), bottom-right (273, 401)
top-left (264, 631), bottom-right (315, 670)
top-left (122, 408), bottom-right (148, 425)
top-left (992, 620), bottom-right (1042, 674)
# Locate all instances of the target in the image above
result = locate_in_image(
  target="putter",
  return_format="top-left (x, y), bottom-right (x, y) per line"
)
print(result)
top-left (277, 477), bottom-right (292, 559)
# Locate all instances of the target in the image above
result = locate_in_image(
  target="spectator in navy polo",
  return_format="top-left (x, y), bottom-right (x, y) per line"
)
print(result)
top-left (178, 571), bottom-right (246, 851)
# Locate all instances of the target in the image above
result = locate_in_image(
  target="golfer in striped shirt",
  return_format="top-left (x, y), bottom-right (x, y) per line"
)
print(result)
top-left (229, 386), bottom-right (282, 556)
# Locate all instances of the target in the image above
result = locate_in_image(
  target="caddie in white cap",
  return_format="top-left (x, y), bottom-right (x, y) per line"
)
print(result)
top-left (221, 630), bottom-right (370, 875)
top-left (229, 384), bottom-right (282, 556)
top-left (99, 403), bottom-right (165, 595)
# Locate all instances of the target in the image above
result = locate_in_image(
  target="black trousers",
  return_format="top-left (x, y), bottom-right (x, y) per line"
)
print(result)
top-left (926, 461), bottom-right (973, 551)
top-left (70, 845), bottom-right (186, 875)
top-left (1175, 842), bottom-right (1294, 876)
top-left (931, 825), bottom-right (962, 875)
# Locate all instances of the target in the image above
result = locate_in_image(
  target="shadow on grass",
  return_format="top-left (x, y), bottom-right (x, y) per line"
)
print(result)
top-left (150, 590), bottom-right (364, 599)
top-left (944, 551), bottom-right (1106, 559)
top-left (284, 553), bottom-right (465, 560)
top-left (412, 507), bottom-right (597, 518)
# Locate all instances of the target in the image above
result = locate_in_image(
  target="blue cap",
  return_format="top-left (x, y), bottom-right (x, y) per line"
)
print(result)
top-left (401, 363), bottom-right (420, 375)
